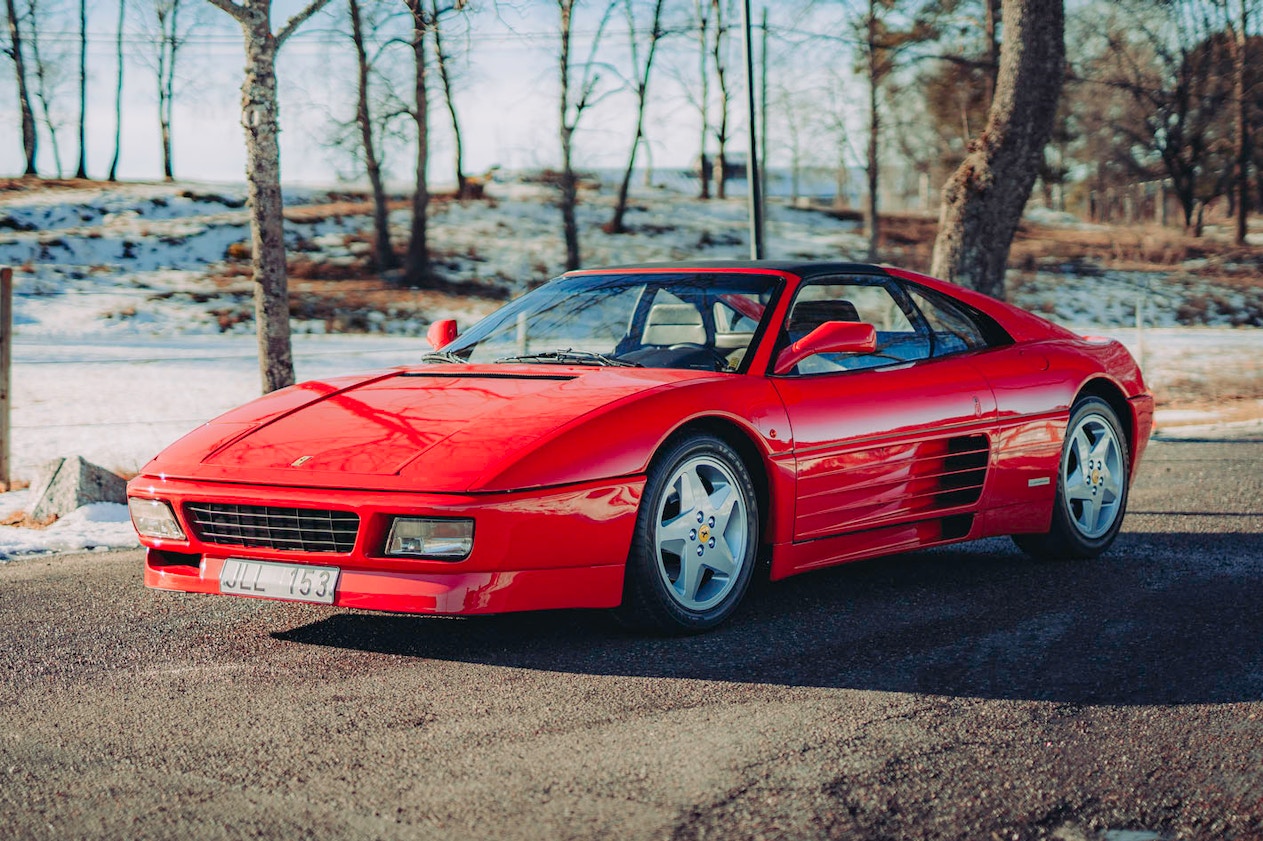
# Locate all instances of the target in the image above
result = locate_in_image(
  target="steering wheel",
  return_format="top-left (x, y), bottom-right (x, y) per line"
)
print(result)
top-left (668, 343), bottom-right (737, 373)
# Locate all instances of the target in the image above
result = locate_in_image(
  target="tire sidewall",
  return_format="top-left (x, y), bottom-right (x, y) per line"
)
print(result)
top-left (1053, 397), bottom-right (1130, 557)
top-left (624, 434), bottom-right (759, 633)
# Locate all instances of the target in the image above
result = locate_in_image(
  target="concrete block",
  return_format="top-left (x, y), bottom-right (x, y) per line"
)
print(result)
top-left (29, 456), bottom-right (127, 521)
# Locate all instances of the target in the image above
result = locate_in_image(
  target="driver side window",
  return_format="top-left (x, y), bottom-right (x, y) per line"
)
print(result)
top-left (786, 278), bottom-right (930, 374)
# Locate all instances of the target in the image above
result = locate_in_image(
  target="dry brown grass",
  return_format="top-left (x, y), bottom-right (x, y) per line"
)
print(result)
top-left (874, 213), bottom-right (1263, 276)
top-left (0, 511), bottom-right (57, 529)
top-left (0, 176), bottom-right (145, 197)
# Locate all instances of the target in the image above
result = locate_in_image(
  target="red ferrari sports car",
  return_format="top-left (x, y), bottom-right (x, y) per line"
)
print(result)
top-left (129, 261), bottom-right (1152, 633)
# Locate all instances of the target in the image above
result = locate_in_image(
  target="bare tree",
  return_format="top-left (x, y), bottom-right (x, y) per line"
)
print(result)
top-left (607, 0), bottom-right (667, 233)
top-left (74, 0), bottom-right (85, 178)
top-left (1077, 1), bottom-right (1235, 233)
top-left (349, 0), bottom-right (394, 269)
top-left (401, 0), bottom-right (433, 286)
top-left (695, 0), bottom-right (710, 198)
top-left (557, 0), bottom-right (617, 271)
top-left (930, 0), bottom-right (1065, 299)
top-left (854, 0), bottom-right (936, 261)
top-left (26, 0), bottom-right (64, 176)
top-left (817, 65), bottom-right (859, 212)
top-left (206, 0), bottom-right (334, 394)
top-left (142, 0), bottom-right (198, 180)
top-left (773, 83), bottom-right (812, 205)
top-left (709, 0), bottom-right (730, 199)
top-left (2, 0), bottom-right (37, 174)
top-left (430, 0), bottom-right (470, 197)
top-left (108, 0), bottom-right (125, 181)
top-left (982, 0), bottom-right (998, 104)
top-left (1230, 0), bottom-right (1250, 243)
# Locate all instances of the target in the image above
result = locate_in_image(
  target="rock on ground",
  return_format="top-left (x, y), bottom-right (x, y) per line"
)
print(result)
top-left (29, 456), bottom-right (127, 521)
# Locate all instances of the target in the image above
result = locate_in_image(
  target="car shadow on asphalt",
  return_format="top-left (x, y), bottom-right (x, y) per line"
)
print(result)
top-left (273, 531), bottom-right (1263, 706)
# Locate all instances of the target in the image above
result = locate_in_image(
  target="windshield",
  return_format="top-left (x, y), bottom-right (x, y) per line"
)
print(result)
top-left (440, 272), bottom-right (781, 372)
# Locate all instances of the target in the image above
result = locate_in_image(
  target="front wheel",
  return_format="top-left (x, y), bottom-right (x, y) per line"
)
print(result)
top-left (616, 434), bottom-right (759, 634)
top-left (1014, 396), bottom-right (1130, 560)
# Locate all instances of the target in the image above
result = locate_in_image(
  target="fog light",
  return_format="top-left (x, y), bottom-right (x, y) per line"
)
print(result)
top-left (386, 518), bottom-right (473, 560)
top-left (128, 498), bottom-right (186, 540)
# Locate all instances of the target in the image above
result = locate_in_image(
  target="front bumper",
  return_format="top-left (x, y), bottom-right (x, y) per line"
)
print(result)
top-left (130, 474), bottom-right (644, 615)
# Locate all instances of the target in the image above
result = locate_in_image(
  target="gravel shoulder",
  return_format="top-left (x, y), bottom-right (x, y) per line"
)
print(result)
top-left (2, 440), bottom-right (1261, 841)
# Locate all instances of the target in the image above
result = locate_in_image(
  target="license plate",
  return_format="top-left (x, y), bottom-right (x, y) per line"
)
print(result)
top-left (219, 558), bottom-right (340, 604)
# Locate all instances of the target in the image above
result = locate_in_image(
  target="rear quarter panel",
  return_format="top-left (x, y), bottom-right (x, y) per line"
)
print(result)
top-left (975, 336), bottom-right (1151, 536)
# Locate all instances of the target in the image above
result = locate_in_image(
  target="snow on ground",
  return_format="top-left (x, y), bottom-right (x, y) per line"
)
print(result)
top-left (0, 493), bottom-right (137, 559)
top-left (2, 179), bottom-right (1260, 559)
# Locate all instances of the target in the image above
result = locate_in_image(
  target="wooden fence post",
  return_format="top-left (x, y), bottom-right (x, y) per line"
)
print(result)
top-left (0, 267), bottom-right (10, 491)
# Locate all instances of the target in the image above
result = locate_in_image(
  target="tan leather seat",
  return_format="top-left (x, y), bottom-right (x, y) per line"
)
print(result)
top-left (643, 303), bottom-right (706, 345)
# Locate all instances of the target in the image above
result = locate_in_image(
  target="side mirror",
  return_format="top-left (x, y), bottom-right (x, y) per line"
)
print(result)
top-left (427, 319), bottom-right (458, 350)
top-left (773, 321), bottom-right (877, 375)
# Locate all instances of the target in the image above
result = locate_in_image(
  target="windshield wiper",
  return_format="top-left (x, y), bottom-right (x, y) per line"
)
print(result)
top-left (495, 349), bottom-right (641, 368)
top-left (419, 351), bottom-right (467, 364)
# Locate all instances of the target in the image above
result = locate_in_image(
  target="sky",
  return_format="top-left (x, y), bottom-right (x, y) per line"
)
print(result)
top-left (0, 0), bottom-right (787, 187)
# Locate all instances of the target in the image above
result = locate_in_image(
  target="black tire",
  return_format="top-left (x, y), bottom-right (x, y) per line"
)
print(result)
top-left (1014, 396), bottom-right (1131, 560)
top-left (615, 433), bottom-right (759, 634)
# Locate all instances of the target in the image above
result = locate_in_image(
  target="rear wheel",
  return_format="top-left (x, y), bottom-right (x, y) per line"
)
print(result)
top-left (1014, 396), bottom-right (1130, 560)
top-left (616, 434), bottom-right (759, 634)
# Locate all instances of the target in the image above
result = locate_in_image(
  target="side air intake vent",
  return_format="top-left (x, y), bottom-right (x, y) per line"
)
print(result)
top-left (937, 434), bottom-right (990, 507)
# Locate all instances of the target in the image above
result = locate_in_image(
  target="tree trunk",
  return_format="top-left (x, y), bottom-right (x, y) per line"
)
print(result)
top-left (608, 0), bottom-right (665, 235)
top-left (866, 0), bottom-right (880, 262)
top-left (430, 0), bottom-right (467, 198)
top-left (929, 0), bottom-right (1065, 299)
top-left (108, 0), bottom-right (124, 182)
top-left (29, 8), bottom-right (62, 177)
top-left (984, 0), bottom-right (998, 106)
top-left (239, 24), bottom-right (294, 392)
top-left (74, 0), bottom-right (86, 179)
top-left (402, 1), bottom-right (433, 287)
top-left (711, 0), bottom-right (729, 200)
top-left (1233, 0), bottom-right (1249, 245)
top-left (210, 0), bottom-right (331, 393)
top-left (696, 0), bottom-right (709, 199)
top-left (350, 0), bottom-right (394, 270)
top-left (157, 0), bottom-right (180, 181)
top-left (558, 0), bottom-right (580, 270)
top-left (4, 0), bottom-right (37, 175)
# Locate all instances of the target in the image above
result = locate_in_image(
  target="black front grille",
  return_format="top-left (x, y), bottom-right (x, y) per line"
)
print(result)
top-left (185, 503), bottom-right (359, 554)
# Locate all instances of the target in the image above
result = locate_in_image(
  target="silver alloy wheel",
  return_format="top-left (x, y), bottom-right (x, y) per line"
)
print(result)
top-left (653, 454), bottom-right (750, 612)
top-left (1062, 412), bottom-right (1125, 539)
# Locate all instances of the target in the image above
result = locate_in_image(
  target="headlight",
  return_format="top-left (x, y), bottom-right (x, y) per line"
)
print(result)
top-left (385, 517), bottom-right (473, 560)
top-left (128, 498), bottom-right (186, 540)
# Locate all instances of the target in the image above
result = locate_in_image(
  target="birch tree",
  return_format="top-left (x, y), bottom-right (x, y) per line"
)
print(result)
top-left (557, 0), bottom-right (617, 271)
top-left (26, 0), bottom-right (65, 176)
top-left (74, 0), bottom-right (85, 178)
top-left (136, 0), bottom-right (206, 180)
top-left (2, 0), bottom-right (37, 174)
top-left (430, 0), bottom-right (471, 197)
top-left (401, 0), bottom-right (433, 286)
top-left (930, 0), bottom-right (1064, 299)
top-left (156, 0), bottom-right (178, 180)
top-left (348, 0), bottom-right (394, 269)
top-left (1228, 0), bottom-right (1250, 244)
top-left (853, 0), bottom-right (936, 261)
top-left (206, 0), bottom-right (334, 393)
top-left (607, 0), bottom-right (666, 233)
top-left (709, 0), bottom-right (731, 199)
top-left (108, 0), bottom-right (125, 181)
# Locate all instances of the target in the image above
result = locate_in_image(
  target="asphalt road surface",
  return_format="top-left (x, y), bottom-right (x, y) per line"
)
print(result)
top-left (2, 439), bottom-right (1262, 841)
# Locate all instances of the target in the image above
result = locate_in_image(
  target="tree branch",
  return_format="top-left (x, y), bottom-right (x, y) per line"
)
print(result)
top-left (277, 0), bottom-right (334, 47)
top-left (204, 0), bottom-right (248, 23)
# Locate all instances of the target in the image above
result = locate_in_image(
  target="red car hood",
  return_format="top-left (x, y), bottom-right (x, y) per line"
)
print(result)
top-left (142, 364), bottom-right (718, 493)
